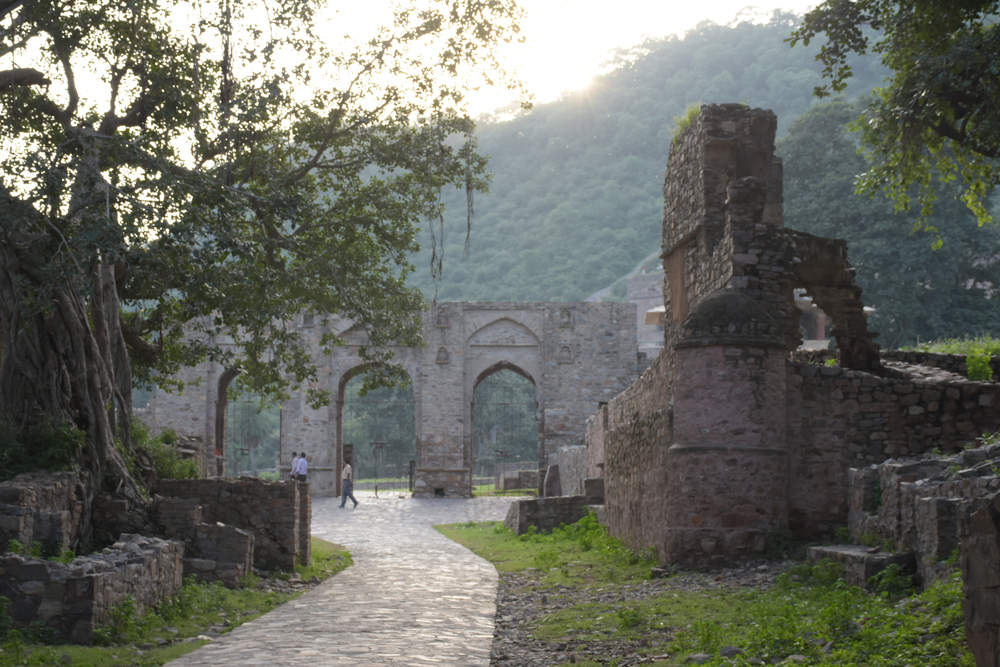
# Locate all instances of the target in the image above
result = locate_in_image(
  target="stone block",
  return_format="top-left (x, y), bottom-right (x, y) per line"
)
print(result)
top-left (504, 496), bottom-right (591, 536)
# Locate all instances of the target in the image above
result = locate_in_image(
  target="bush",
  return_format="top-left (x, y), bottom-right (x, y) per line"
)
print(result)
top-left (0, 420), bottom-right (83, 482)
top-left (132, 420), bottom-right (199, 480)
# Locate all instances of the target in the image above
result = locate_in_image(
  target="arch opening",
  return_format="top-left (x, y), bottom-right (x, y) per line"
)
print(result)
top-left (471, 365), bottom-right (539, 494)
top-left (339, 368), bottom-right (416, 493)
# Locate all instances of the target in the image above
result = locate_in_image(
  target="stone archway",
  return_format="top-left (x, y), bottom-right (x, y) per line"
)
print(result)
top-left (138, 302), bottom-right (639, 498)
top-left (470, 361), bottom-right (541, 492)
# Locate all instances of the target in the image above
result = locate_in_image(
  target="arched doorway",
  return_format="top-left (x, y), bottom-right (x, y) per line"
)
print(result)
top-left (471, 364), bottom-right (539, 494)
top-left (338, 369), bottom-right (417, 494)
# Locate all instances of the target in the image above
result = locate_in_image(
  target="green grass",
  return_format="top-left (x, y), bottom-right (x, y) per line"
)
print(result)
top-left (470, 483), bottom-right (535, 496)
top-left (909, 334), bottom-right (1000, 356)
top-left (0, 537), bottom-right (351, 667)
top-left (908, 335), bottom-right (1000, 381)
top-left (437, 513), bottom-right (656, 587)
top-left (438, 515), bottom-right (974, 667)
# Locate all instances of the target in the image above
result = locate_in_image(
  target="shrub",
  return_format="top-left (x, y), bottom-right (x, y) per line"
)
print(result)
top-left (0, 420), bottom-right (83, 482)
top-left (671, 103), bottom-right (702, 144)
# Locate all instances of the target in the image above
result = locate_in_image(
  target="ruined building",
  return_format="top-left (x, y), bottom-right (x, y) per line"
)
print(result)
top-left (577, 104), bottom-right (1000, 566)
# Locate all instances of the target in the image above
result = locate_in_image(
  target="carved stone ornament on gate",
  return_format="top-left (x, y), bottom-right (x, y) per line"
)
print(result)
top-left (558, 344), bottom-right (573, 364)
top-left (559, 308), bottom-right (572, 328)
top-left (436, 346), bottom-right (450, 364)
top-left (435, 309), bottom-right (450, 328)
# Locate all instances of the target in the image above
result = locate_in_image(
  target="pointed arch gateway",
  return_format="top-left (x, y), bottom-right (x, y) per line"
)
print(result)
top-left (149, 302), bottom-right (636, 497)
top-left (334, 363), bottom-right (416, 497)
top-left (471, 361), bottom-right (541, 494)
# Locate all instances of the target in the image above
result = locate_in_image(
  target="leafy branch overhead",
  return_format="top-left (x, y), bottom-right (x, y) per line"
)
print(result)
top-left (790, 0), bottom-right (1000, 230)
top-left (0, 0), bottom-right (523, 534)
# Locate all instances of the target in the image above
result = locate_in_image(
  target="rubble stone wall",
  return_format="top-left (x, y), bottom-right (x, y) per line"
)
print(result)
top-left (847, 446), bottom-right (999, 587)
top-left (0, 534), bottom-right (183, 644)
top-left (157, 477), bottom-right (306, 571)
top-left (0, 472), bottom-right (84, 554)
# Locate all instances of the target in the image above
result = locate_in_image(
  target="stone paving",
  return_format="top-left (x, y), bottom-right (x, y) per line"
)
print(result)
top-left (166, 493), bottom-right (519, 666)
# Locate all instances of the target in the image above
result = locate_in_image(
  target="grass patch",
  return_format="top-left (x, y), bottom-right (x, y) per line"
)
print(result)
top-left (907, 335), bottom-right (1000, 381)
top-left (438, 516), bottom-right (974, 667)
top-left (437, 513), bottom-right (656, 588)
top-left (470, 483), bottom-right (535, 496)
top-left (0, 537), bottom-right (351, 667)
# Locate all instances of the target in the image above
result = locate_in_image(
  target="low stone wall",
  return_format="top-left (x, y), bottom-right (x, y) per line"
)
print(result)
top-left (0, 471), bottom-right (84, 554)
top-left (882, 350), bottom-right (1000, 380)
top-left (846, 445), bottom-right (998, 586)
top-left (153, 497), bottom-right (253, 584)
top-left (0, 534), bottom-right (183, 644)
top-left (157, 477), bottom-right (308, 571)
top-left (504, 497), bottom-right (593, 536)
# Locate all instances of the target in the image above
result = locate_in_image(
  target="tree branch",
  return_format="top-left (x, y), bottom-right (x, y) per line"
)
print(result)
top-left (0, 68), bottom-right (50, 92)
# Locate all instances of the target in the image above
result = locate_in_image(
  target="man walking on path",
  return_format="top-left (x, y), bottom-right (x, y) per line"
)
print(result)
top-left (296, 454), bottom-right (309, 482)
top-left (340, 458), bottom-right (358, 508)
top-left (290, 452), bottom-right (299, 479)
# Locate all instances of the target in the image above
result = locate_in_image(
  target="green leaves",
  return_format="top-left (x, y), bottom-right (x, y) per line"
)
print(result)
top-left (791, 0), bottom-right (1000, 225)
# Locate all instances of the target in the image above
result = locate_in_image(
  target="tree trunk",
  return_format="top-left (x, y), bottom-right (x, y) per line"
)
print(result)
top-left (0, 235), bottom-right (146, 551)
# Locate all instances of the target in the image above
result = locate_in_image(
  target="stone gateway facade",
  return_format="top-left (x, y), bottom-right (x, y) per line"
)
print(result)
top-left (139, 303), bottom-right (639, 498)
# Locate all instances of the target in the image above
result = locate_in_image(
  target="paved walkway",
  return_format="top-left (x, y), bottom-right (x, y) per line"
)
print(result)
top-left (167, 494), bottom-right (518, 667)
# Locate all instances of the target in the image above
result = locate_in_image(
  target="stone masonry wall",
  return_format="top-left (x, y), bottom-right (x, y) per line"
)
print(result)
top-left (157, 478), bottom-right (307, 571)
top-left (0, 472), bottom-right (84, 554)
top-left (847, 442), bottom-right (1000, 587)
top-left (0, 534), bottom-right (183, 644)
top-left (138, 302), bottom-right (638, 499)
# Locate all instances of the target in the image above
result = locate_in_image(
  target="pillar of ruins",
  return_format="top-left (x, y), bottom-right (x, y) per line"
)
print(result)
top-left (664, 288), bottom-right (790, 564)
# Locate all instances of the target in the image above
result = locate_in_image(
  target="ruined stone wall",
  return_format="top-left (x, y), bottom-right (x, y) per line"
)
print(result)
top-left (0, 472), bottom-right (84, 554)
top-left (157, 477), bottom-right (306, 571)
top-left (848, 444), bottom-right (1000, 587)
top-left (0, 534), bottom-right (183, 644)
top-left (787, 360), bottom-right (1000, 539)
top-left (882, 350), bottom-right (1000, 379)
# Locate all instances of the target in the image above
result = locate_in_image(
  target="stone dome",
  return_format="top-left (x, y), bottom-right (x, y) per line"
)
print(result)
top-left (676, 289), bottom-right (787, 349)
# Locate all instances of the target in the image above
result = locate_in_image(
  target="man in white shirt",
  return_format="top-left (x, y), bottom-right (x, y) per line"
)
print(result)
top-left (339, 458), bottom-right (358, 508)
top-left (295, 454), bottom-right (308, 482)
top-left (290, 452), bottom-right (299, 479)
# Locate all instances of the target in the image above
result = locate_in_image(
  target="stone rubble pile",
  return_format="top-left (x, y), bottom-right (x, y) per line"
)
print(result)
top-left (809, 441), bottom-right (999, 587)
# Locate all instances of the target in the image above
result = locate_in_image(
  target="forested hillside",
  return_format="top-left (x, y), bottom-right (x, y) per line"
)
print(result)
top-left (407, 13), bottom-right (888, 302)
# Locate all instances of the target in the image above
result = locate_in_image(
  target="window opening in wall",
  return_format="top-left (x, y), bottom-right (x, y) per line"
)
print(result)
top-left (472, 368), bottom-right (538, 496)
top-left (341, 371), bottom-right (416, 493)
top-left (226, 390), bottom-right (281, 479)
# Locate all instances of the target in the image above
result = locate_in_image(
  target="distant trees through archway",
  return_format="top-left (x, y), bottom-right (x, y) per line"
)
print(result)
top-left (341, 371), bottom-right (416, 482)
top-left (472, 368), bottom-right (538, 483)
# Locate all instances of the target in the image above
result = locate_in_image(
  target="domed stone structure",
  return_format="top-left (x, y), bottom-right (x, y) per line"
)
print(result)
top-left (676, 288), bottom-right (786, 350)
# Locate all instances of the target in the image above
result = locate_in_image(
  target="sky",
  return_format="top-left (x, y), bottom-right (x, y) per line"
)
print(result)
top-left (323, 0), bottom-right (819, 115)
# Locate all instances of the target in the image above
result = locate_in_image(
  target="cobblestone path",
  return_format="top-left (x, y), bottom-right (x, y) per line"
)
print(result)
top-left (166, 495), bottom-right (515, 666)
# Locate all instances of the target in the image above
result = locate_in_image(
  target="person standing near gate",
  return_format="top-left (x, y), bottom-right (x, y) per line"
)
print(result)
top-left (340, 458), bottom-right (358, 508)
top-left (290, 452), bottom-right (299, 480)
top-left (296, 454), bottom-right (309, 482)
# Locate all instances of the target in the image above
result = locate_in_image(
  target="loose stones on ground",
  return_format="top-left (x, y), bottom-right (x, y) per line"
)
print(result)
top-left (490, 561), bottom-right (787, 667)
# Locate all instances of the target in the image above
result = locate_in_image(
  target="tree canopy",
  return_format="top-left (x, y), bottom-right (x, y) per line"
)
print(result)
top-left (790, 0), bottom-right (1000, 229)
top-left (778, 98), bottom-right (1000, 347)
top-left (0, 0), bottom-right (521, 540)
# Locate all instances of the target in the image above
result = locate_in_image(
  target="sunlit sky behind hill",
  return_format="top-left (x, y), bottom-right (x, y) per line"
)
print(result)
top-left (324, 0), bottom-right (819, 115)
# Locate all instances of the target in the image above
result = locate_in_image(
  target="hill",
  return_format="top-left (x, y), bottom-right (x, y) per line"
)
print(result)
top-left (406, 12), bottom-right (888, 303)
